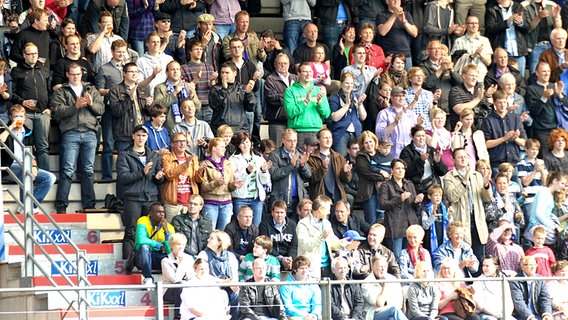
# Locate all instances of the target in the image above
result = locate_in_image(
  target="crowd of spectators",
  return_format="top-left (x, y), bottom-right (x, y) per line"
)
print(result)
top-left (5, 0), bottom-right (568, 319)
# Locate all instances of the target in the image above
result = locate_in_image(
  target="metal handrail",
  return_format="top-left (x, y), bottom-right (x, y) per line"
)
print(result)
top-left (0, 275), bottom-right (565, 320)
top-left (0, 119), bottom-right (89, 319)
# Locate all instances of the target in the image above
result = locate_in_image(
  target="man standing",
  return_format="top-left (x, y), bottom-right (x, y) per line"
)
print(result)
top-left (81, 0), bottom-right (129, 40)
top-left (51, 63), bottom-right (105, 214)
top-left (523, 0), bottom-right (561, 74)
top-left (316, 0), bottom-right (354, 52)
top-left (87, 12), bottom-right (127, 73)
top-left (268, 129), bottom-right (311, 220)
top-left (154, 61), bottom-right (201, 131)
top-left (208, 61), bottom-right (256, 134)
top-left (260, 29), bottom-right (293, 78)
top-left (375, 86), bottom-right (423, 158)
top-left (341, 44), bottom-right (381, 98)
top-left (181, 40), bottom-right (217, 122)
top-left (186, 13), bottom-right (222, 71)
top-left (292, 23), bottom-right (330, 72)
top-left (52, 34), bottom-right (96, 89)
top-left (443, 148), bottom-right (492, 263)
top-left (538, 28), bottom-right (568, 83)
top-left (481, 90), bottom-right (527, 173)
top-left (109, 63), bottom-right (151, 153)
top-left (307, 128), bottom-right (352, 202)
top-left (171, 194), bottom-right (213, 257)
top-left (116, 125), bottom-right (165, 259)
top-left (136, 32), bottom-right (174, 96)
top-left (451, 15), bottom-right (493, 79)
top-left (296, 195), bottom-right (341, 279)
top-left (258, 200), bottom-right (298, 271)
top-left (10, 9), bottom-right (51, 66)
top-left (448, 64), bottom-right (493, 129)
top-left (222, 11), bottom-right (266, 67)
top-left (484, 48), bottom-right (526, 95)
top-left (283, 62), bottom-right (331, 146)
top-left (377, 0), bottom-right (418, 66)
top-left (161, 131), bottom-right (202, 220)
top-left (264, 53), bottom-right (298, 144)
top-left (135, 202), bottom-right (175, 286)
top-left (172, 98), bottom-right (214, 159)
top-left (10, 42), bottom-right (50, 170)
top-left (421, 40), bottom-right (460, 115)
top-left (526, 61), bottom-right (567, 155)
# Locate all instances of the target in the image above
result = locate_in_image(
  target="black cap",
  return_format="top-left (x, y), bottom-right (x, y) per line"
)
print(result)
top-left (154, 12), bottom-right (171, 21)
top-left (132, 124), bottom-right (149, 134)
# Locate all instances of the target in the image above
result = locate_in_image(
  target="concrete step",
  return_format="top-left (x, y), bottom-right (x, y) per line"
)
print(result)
top-left (33, 274), bottom-right (143, 287)
top-left (5, 229), bottom-right (100, 246)
top-left (46, 286), bottom-right (163, 310)
top-left (7, 243), bottom-right (121, 264)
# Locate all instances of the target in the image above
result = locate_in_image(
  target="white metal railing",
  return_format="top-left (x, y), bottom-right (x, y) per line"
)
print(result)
top-left (0, 275), bottom-right (564, 320)
top-left (0, 119), bottom-right (89, 320)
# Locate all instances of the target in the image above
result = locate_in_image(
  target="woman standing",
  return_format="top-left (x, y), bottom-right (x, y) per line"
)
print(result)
top-left (331, 25), bottom-right (357, 80)
top-left (381, 54), bottom-right (409, 88)
top-left (199, 137), bottom-right (243, 230)
top-left (229, 132), bottom-right (271, 226)
top-left (329, 72), bottom-right (367, 155)
top-left (400, 124), bottom-right (448, 195)
top-left (379, 158), bottom-right (423, 258)
top-left (197, 230), bottom-right (239, 320)
top-left (356, 131), bottom-right (391, 224)
top-left (472, 255), bottom-right (514, 320)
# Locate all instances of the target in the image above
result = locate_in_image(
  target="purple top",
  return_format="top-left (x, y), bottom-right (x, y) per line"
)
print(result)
top-left (127, 0), bottom-right (156, 41)
top-left (375, 106), bottom-right (418, 158)
top-left (209, 0), bottom-right (240, 25)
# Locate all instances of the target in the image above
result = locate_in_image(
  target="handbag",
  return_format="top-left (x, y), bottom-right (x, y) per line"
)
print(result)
top-left (453, 287), bottom-right (476, 318)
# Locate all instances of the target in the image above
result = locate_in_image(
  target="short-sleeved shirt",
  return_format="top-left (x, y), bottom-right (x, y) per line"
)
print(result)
top-left (376, 11), bottom-right (414, 57)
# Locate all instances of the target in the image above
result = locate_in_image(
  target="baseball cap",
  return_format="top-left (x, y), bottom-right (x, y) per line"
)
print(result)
top-left (343, 230), bottom-right (366, 241)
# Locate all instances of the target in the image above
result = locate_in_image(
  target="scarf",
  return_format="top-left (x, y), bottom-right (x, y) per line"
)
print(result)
top-left (428, 202), bottom-right (449, 252)
top-left (390, 69), bottom-right (404, 84)
top-left (206, 156), bottom-right (226, 178)
top-left (166, 79), bottom-right (189, 123)
top-left (408, 245), bottom-right (426, 266)
top-left (413, 142), bottom-right (427, 155)
top-left (204, 247), bottom-right (231, 279)
top-left (338, 89), bottom-right (356, 114)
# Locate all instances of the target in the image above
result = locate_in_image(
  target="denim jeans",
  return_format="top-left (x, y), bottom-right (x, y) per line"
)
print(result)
top-left (202, 202), bottom-right (233, 230)
top-left (25, 112), bottom-right (50, 171)
top-left (362, 192), bottom-right (379, 225)
top-left (214, 24), bottom-right (236, 40)
top-left (129, 39), bottom-right (146, 57)
top-left (320, 23), bottom-right (342, 56)
top-left (333, 131), bottom-right (355, 157)
top-left (122, 200), bottom-right (153, 259)
top-left (528, 42), bottom-right (551, 74)
top-left (56, 130), bottom-right (97, 210)
top-left (384, 237), bottom-right (406, 263)
top-left (283, 20), bottom-right (310, 55)
top-left (232, 197), bottom-right (264, 226)
top-left (114, 140), bottom-right (132, 200)
top-left (136, 244), bottom-right (166, 279)
top-left (100, 111), bottom-right (115, 180)
top-left (268, 124), bottom-right (287, 148)
top-left (373, 306), bottom-right (408, 320)
top-left (510, 55), bottom-right (526, 77)
top-left (7, 163), bottom-right (56, 205)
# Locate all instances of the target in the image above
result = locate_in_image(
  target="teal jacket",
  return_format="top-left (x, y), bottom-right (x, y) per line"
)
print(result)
top-left (283, 82), bottom-right (331, 132)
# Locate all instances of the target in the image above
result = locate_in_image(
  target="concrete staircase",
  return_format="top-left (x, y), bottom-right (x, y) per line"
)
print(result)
top-left (1, 213), bottom-right (172, 320)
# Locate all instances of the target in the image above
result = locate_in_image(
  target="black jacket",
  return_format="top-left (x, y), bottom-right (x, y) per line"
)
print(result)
top-left (159, 0), bottom-right (206, 33)
top-left (317, 0), bottom-right (354, 26)
top-left (399, 143), bottom-right (448, 194)
top-left (116, 146), bottom-right (164, 201)
top-left (171, 214), bottom-right (213, 256)
top-left (238, 278), bottom-right (287, 320)
top-left (263, 72), bottom-right (298, 124)
top-left (224, 219), bottom-right (259, 261)
top-left (485, 3), bottom-right (529, 57)
top-left (0, 124), bottom-right (33, 175)
top-left (10, 27), bottom-right (51, 67)
top-left (209, 82), bottom-right (255, 134)
top-left (81, 0), bottom-right (129, 40)
top-left (258, 216), bottom-right (298, 258)
top-left (330, 214), bottom-right (370, 240)
top-left (11, 62), bottom-right (50, 113)
top-left (330, 275), bottom-right (364, 320)
top-left (109, 82), bottom-right (150, 142)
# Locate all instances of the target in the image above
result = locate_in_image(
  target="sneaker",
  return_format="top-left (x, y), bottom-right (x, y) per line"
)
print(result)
top-left (143, 277), bottom-right (154, 287)
top-left (55, 205), bottom-right (67, 214)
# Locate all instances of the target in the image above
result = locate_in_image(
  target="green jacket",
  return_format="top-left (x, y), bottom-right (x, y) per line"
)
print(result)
top-left (283, 82), bottom-right (331, 132)
top-left (134, 215), bottom-right (175, 253)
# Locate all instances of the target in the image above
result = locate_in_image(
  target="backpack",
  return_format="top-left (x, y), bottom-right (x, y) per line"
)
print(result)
top-left (453, 287), bottom-right (476, 318)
